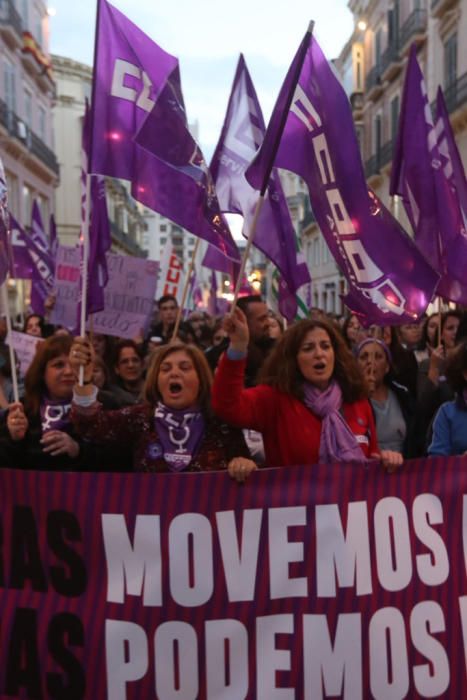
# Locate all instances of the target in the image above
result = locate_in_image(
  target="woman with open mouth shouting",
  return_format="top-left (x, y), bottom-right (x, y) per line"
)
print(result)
top-left (69, 338), bottom-right (256, 481)
top-left (212, 310), bottom-right (402, 472)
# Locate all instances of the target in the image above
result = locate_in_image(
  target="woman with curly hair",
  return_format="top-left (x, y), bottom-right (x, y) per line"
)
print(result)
top-left (212, 310), bottom-right (402, 471)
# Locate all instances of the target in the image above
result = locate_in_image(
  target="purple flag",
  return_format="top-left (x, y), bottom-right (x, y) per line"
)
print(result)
top-left (0, 158), bottom-right (11, 285)
top-left (87, 176), bottom-right (111, 314)
top-left (390, 47), bottom-right (467, 304)
top-left (184, 269), bottom-right (203, 314)
top-left (202, 243), bottom-right (240, 284)
top-left (49, 213), bottom-right (58, 258)
top-left (207, 269), bottom-right (219, 316)
top-left (78, 101), bottom-right (111, 325)
top-left (90, 0), bottom-right (239, 262)
top-left (247, 35), bottom-right (439, 323)
top-left (16, 225), bottom-right (55, 315)
top-left (9, 214), bottom-right (34, 279)
top-left (435, 87), bottom-right (467, 228)
top-left (210, 54), bottom-right (311, 321)
top-left (31, 199), bottom-right (50, 255)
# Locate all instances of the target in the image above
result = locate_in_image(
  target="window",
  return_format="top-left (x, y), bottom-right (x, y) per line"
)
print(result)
top-left (4, 60), bottom-right (16, 113)
top-left (21, 0), bottom-right (29, 27)
top-left (373, 113), bottom-right (382, 159)
top-left (444, 34), bottom-right (457, 90)
top-left (390, 95), bottom-right (400, 141)
top-left (23, 184), bottom-right (32, 221)
top-left (24, 88), bottom-right (32, 127)
top-left (387, 0), bottom-right (399, 48)
top-left (160, 237), bottom-right (166, 245)
top-left (313, 238), bottom-right (320, 267)
top-left (38, 105), bottom-right (46, 142)
top-left (160, 224), bottom-right (167, 232)
top-left (355, 49), bottom-right (362, 91)
top-left (34, 10), bottom-right (42, 47)
top-left (375, 29), bottom-right (383, 68)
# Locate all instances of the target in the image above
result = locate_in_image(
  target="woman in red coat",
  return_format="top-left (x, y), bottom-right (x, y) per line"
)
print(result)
top-left (212, 310), bottom-right (402, 472)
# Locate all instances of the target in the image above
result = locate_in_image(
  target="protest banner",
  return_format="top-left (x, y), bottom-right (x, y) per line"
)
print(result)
top-left (50, 245), bottom-right (81, 331)
top-left (157, 244), bottom-right (185, 305)
top-left (88, 254), bottom-right (158, 339)
top-left (0, 456), bottom-right (466, 698)
top-left (5, 330), bottom-right (42, 376)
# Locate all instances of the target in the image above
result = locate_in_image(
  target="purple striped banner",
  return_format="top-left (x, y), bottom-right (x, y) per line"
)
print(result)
top-left (0, 457), bottom-right (466, 698)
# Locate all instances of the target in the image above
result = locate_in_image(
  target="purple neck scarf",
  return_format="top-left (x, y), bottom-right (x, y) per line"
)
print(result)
top-left (303, 380), bottom-right (368, 463)
top-left (40, 397), bottom-right (72, 434)
top-left (154, 402), bottom-right (205, 472)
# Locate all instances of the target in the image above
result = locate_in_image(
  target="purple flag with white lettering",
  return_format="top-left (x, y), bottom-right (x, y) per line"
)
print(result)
top-left (390, 47), bottom-right (467, 304)
top-left (435, 87), bottom-right (467, 228)
top-left (9, 214), bottom-right (33, 279)
top-left (247, 35), bottom-right (439, 323)
top-left (90, 0), bottom-right (239, 262)
top-left (17, 225), bottom-right (55, 315)
top-left (0, 158), bottom-right (11, 285)
top-left (31, 200), bottom-right (50, 255)
top-left (210, 54), bottom-right (311, 321)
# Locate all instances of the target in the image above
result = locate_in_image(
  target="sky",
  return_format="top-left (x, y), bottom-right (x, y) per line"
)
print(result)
top-left (49, 0), bottom-right (354, 158)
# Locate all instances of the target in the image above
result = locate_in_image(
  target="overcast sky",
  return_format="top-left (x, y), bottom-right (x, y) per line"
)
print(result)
top-left (50, 0), bottom-right (354, 157)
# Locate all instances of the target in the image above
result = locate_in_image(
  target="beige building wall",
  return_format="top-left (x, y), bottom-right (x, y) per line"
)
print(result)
top-left (0, 0), bottom-right (58, 313)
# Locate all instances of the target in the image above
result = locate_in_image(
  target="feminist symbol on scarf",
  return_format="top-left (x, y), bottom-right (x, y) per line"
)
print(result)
top-left (155, 407), bottom-right (196, 454)
top-left (41, 404), bottom-right (71, 432)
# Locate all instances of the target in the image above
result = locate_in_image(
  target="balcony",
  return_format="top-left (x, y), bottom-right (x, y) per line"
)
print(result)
top-left (443, 72), bottom-right (467, 115)
top-left (431, 0), bottom-right (458, 18)
top-left (110, 221), bottom-right (147, 258)
top-left (380, 42), bottom-right (403, 82)
top-left (365, 64), bottom-right (383, 101)
top-left (365, 139), bottom-right (394, 179)
top-left (0, 98), bottom-right (59, 176)
top-left (399, 9), bottom-right (427, 53)
top-left (0, 0), bottom-right (23, 49)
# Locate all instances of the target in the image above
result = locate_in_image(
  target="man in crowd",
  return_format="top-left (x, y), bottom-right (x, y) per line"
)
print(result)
top-left (206, 295), bottom-right (274, 387)
top-left (149, 294), bottom-right (179, 344)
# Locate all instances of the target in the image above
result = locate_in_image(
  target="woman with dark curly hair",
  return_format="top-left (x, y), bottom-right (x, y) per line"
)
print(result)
top-left (212, 310), bottom-right (402, 471)
top-left (428, 340), bottom-right (467, 456)
top-left (69, 338), bottom-right (256, 480)
top-left (0, 335), bottom-right (96, 469)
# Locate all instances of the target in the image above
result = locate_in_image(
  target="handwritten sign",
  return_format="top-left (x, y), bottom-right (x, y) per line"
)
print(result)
top-left (49, 245), bottom-right (81, 331)
top-left (6, 330), bottom-right (43, 376)
top-left (88, 254), bottom-right (159, 339)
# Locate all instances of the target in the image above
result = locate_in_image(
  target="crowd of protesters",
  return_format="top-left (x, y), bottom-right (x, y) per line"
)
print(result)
top-left (0, 292), bottom-right (466, 476)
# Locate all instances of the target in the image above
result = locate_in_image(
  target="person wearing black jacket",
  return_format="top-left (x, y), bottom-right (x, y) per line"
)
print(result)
top-left (0, 335), bottom-right (98, 470)
top-left (205, 296), bottom-right (275, 387)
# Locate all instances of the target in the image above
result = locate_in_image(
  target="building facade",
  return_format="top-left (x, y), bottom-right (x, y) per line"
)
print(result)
top-left (0, 0), bottom-right (58, 312)
top-left (347, 0), bottom-right (466, 217)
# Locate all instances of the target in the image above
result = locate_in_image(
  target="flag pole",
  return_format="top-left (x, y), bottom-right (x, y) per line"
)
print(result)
top-left (230, 20), bottom-right (314, 313)
top-left (1, 284), bottom-right (19, 403)
top-left (78, 174), bottom-right (91, 385)
top-left (171, 237), bottom-right (201, 342)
